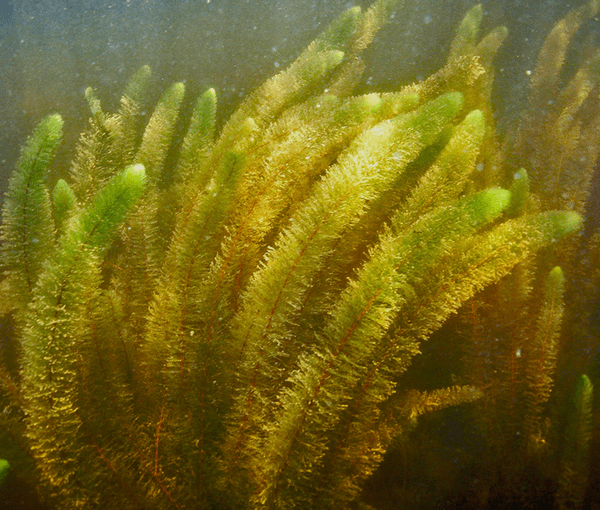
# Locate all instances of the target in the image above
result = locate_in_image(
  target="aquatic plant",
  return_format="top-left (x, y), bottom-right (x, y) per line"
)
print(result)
top-left (0, 0), bottom-right (594, 509)
top-left (449, 2), bottom-right (600, 506)
top-left (556, 374), bottom-right (594, 510)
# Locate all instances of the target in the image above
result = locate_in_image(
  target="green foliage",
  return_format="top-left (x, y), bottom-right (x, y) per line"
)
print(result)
top-left (0, 1), bottom-right (595, 509)
top-left (0, 458), bottom-right (9, 486)
top-left (507, 168), bottom-right (529, 217)
top-left (20, 164), bottom-right (146, 505)
top-left (52, 179), bottom-right (77, 232)
top-left (136, 82), bottom-right (185, 184)
top-left (0, 114), bottom-right (63, 302)
top-left (522, 266), bottom-right (565, 452)
top-left (455, 2), bottom-right (600, 507)
top-left (176, 87), bottom-right (216, 185)
top-left (556, 375), bottom-right (594, 510)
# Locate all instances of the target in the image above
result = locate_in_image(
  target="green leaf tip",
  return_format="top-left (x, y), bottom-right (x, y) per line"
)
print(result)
top-left (469, 188), bottom-right (511, 222)
top-left (548, 265), bottom-right (564, 285)
top-left (44, 113), bottom-right (63, 130)
top-left (406, 92), bottom-right (464, 144)
top-left (121, 163), bottom-right (147, 191)
top-left (26, 113), bottom-right (64, 154)
top-left (360, 92), bottom-right (383, 111)
top-left (325, 49), bottom-right (345, 66)
top-left (0, 459), bottom-right (9, 486)
top-left (470, 4), bottom-right (484, 21)
top-left (311, 5), bottom-right (362, 53)
top-left (508, 168), bottom-right (529, 216)
top-left (53, 178), bottom-right (71, 194)
top-left (85, 87), bottom-right (102, 116)
top-left (547, 210), bottom-right (583, 239)
top-left (121, 163), bottom-right (147, 196)
top-left (497, 26), bottom-right (509, 38)
top-left (123, 64), bottom-right (152, 101)
top-left (462, 108), bottom-right (484, 127)
top-left (0, 111), bottom-right (64, 296)
top-left (445, 90), bottom-right (465, 107)
top-left (125, 163), bottom-right (146, 180)
top-left (576, 374), bottom-right (593, 401)
top-left (13, 112), bottom-right (63, 179)
top-left (433, 91), bottom-right (465, 117)
top-left (573, 374), bottom-right (594, 430)
top-left (52, 178), bottom-right (76, 229)
top-left (296, 49), bottom-right (345, 85)
top-left (71, 163), bottom-right (146, 252)
top-left (461, 4), bottom-right (483, 41)
top-left (34, 114), bottom-right (64, 160)
top-left (167, 82), bottom-right (186, 102)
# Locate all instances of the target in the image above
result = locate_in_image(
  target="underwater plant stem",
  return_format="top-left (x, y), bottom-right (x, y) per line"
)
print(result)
top-left (155, 389), bottom-right (166, 478)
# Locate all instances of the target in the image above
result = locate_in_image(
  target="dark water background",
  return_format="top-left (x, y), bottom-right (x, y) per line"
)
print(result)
top-left (0, 0), bottom-right (597, 200)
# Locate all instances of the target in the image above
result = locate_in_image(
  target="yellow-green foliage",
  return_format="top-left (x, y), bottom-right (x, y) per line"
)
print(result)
top-left (456, 2), bottom-right (600, 505)
top-left (523, 266), bottom-right (565, 451)
top-left (508, 0), bottom-right (600, 216)
top-left (0, 1), bottom-right (591, 509)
